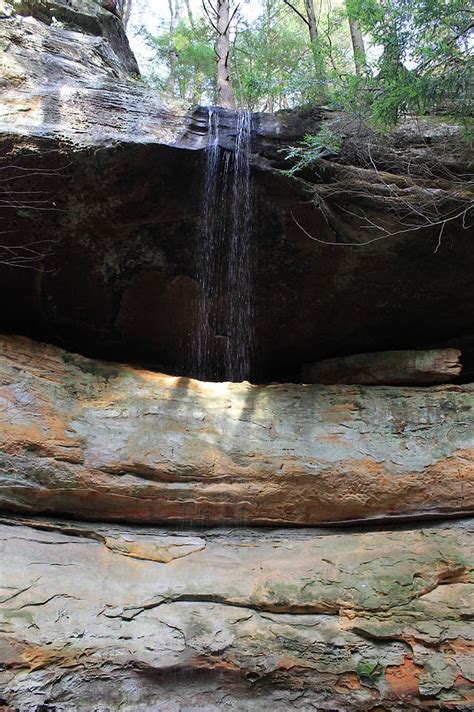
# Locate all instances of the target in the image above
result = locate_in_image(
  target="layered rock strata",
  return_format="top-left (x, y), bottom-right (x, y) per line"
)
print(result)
top-left (0, 335), bottom-right (472, 526)
top-left (0, 516), bottom-right (472, 710)
top-left (0, 2), bottom-right (473, 709)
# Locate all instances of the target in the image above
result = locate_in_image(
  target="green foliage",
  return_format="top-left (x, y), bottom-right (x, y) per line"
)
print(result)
top-left (234, 9), bottom-right (323, 111)
top-left (144, 16), bottom-right (215, 103)
top-left (142, 0), bottom-right (473, 125)
top-left (280, 127), bottom-right (343, 175)
top-left (344, 0), bottom-right (474, 124)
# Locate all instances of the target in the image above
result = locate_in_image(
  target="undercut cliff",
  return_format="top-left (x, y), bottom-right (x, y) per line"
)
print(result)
top-left (0, 0), bottom-right (472, 382)
top-left (0, 1), bottom-right (473, 709)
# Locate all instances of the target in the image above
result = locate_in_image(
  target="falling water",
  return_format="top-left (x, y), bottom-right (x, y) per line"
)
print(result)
top-left (195, 108), bottom-right (254, 382)
top-left (227, 110), bottom-right (253, 381)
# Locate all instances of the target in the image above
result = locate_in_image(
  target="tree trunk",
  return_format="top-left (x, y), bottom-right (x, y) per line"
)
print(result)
top-left (304, 0), bottom-right (325, 81)
top-left (304, 0), bottom-right (318, 44)
top-left (346, 3), bottom-right (366, 75)
top-left (215, 0), bottom-right (236, 108)
top-left (184, 0), bottom-right (195, 29)
top-left (0, 336), bottom-right (472, 527)
top-left (283, 0), bottom-right (325, 91)
top-left (2, 515), bottom-right (472, 709)
top-left (120, 0), bottom-right (132, 28)
top-left (265, 0), bottom-right (273, 112)
top-left (165, 0), bottom-right (181, 95)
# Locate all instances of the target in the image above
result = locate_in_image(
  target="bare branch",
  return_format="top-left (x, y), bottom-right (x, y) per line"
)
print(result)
top-left (291, 205), bottom-right (472, 250)
top-left (202, 0), bottom-right (219, 32)
top-left (224, 3), bottom-right (239, 35)
top-left (282, 0), bottom-right (310, 27)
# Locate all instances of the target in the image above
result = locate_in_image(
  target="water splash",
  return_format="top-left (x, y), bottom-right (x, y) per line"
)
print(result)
top-left (195, 109), bottom-right (254, 382)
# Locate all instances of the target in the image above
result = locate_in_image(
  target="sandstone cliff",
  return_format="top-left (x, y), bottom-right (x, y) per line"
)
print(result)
top-left (1, 517), bottom-right (473, 710)
top-left (0, 335), bottom-right (472, 526)
top-left (0, 1), bottom-right (473, 709)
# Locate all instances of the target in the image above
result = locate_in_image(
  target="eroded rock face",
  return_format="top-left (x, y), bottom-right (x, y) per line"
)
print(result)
top-left (0, 0), bottom-right (473, 381)
top-left (0, 517), bottom-right (472, 710)
top-left (0, 5), bottom-right (473, 708)
top-left (0, 335), bottom-right (472, 526)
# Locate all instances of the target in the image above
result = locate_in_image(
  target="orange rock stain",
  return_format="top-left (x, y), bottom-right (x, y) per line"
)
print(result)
top-left (384, 655), bottom-right (421, 696)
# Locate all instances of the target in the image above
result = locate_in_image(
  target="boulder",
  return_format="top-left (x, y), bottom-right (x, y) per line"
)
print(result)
top-left (302, 348), bottom-right (462, 385)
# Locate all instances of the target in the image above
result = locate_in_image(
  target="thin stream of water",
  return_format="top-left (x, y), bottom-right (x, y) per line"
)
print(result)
top-left (227, 109), bottom-right (253, 381)
top-left (195, 108), bottom-right (254, 382)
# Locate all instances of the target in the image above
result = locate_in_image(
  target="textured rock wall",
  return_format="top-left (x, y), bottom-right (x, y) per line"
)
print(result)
top-left (0, 335), bottom-right (473, 526)
top-left (1, 516), bottom-right (473, 710)
top-left (0, 2), bottom-right (473, 709)
top-left (0, 0), bottom-right (172, 145)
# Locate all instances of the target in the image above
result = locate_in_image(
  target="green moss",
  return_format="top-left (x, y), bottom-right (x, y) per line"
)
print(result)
top-left (0, 608), bottom-right (34, 625)
top-left (61, 351), bottom-right (119, 381)
top-left (357, 661), bottom-right (383, 684)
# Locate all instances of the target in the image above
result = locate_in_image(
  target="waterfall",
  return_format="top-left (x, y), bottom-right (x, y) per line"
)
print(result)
top-left (227, 110), bottom-right (253, 381)
top-left (195, 108), bottom-right (254, 382)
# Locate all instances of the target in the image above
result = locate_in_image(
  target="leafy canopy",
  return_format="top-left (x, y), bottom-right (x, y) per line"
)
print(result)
top-left (141, 0), bottom-right (473, 126)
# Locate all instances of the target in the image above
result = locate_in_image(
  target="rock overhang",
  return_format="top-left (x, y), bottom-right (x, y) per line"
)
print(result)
top-left (0, 0), bottom-right (473, 382)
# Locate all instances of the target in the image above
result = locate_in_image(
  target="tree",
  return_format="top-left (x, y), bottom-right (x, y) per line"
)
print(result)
top-left (303, 0), bottom-right (318, 46)
top-left (282, 0), bottom-right (326, 81)
top-left (203, 0), bottom-right (237, 108)
top-left (165, 0), bottom-right (182, 94)
top-left (143, 10), bottom-right (215, 104)
top-left (263, 0), bottom-right (276, 112)
top-left (282, 0), bottom-right (318, 47)
top-left (184, 0), bottom-right (195, 28)
top-left (117, 0), bottom-right (132, 28)
top-left (103, 0), bottom-right (132, 27)
top-left (142, 0), bottom-right (473, 125)
top-left (345, 1), bottom-right (366, 75)
top-left (233, 2), bottom-right (315, 111)
top-left (351, 0), bottom-right (473, 124)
